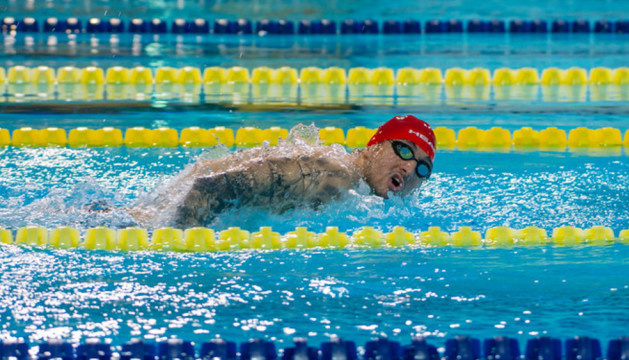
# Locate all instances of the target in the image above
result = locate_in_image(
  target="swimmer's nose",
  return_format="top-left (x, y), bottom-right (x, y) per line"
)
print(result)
top-left (400, 161), bottom-right (415, 176)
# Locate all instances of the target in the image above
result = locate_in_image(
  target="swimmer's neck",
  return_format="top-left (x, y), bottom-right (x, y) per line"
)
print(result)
top-left (349, 146), bottom-right (373, 177)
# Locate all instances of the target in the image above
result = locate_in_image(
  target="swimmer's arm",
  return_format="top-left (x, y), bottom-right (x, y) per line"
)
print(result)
top-left (173, 159), bottom-right (296, 228)
top-left (173, 171), bottom-right (248, 228)
top-left (173, 157), bottom-right (354, 228)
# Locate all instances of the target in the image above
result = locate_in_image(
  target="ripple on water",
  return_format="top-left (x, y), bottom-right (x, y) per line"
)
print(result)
top-left (1, 246), bottom-right (629, 345)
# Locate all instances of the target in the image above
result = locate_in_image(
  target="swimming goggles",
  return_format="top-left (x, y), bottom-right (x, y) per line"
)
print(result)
top-left (390, 140), bottom-right (433, 179)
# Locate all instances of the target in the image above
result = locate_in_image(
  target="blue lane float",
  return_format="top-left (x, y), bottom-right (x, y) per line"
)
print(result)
top-left (530, 20), bottom-right (549, 33)
top-left (447, 19), bottom-right (464, 32)
top-left (19, 17), bottom-right (39, 32)
top-left (572, 19), bottom-right (591, 33)
top-left (298, 19), bottom-right (337, 34)
top-left (157, 339), bottom-right (195, 360)
top-left (617, 20), bottom-right (629, 33)
top-left (1, 17), bottom-right (17, 32)
top-left (42, 17), bottom-right (64, 32)
top-left (525, 337), bottom-right (562, 360)
top-left (3, 17), bottom-right (629, 35)
top-left (128, 18), bottom-right (148, 33)
top-left (0, 336), bottom-right (628, 360)
top-left (189, 18), bottom-right (211, 33)
top-left (484, 337), bottom-right (520, 360)
top-left (86, 18), bottom-right (111, 33)
top-left (214, 19), bottom-right (252, 34)
top-left (65, 17), bottom-right (82, 33)
top-left (108, 18), bottom-right (125, 33)
top-left (508, 20), bottom-right (549, 33)
top-left (382, 20), bottom-right (403, 34)
top-left (552, 19), bottom-right (571, 33)
top-left (38, 340), bottom-right (74, 360)
top-left (467, 20), bottom-right (489, 33)
top-left (199, 339), bottom-right (237, 360)
top-left (445, 337), bottom-right (481, 360)
top-left (403, 20), bottom-right (422, 33)
top-left (76, 341), bottom-right (113, 360)
top-left (284, 338), bottom-right (318, 360)
top-left (608, 338), bottom-right (629, 360)
top-left (403, 338), bottom-right (439, 360)
top-left (149, 18), bottom-right (168, 33)
top-left (509, 20), bottom-right (529, 33)
top-left (340, 19), bottom-right (379, 34)
top-left (565, 337), bottom-right (602, 360)
top-left (425, 20), bottom-right (446, 33)
top-left (594, 20), bottom-right (613, 33)
top-left (489, 20), bottom-right (506, 33)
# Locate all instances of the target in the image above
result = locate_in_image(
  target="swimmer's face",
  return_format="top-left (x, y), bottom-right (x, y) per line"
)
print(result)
top-left (362, 140), bottom-right (430, 198)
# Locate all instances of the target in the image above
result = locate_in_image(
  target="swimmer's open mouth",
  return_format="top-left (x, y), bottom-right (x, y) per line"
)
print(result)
top-left (389, 174), bottom-right (404, 192)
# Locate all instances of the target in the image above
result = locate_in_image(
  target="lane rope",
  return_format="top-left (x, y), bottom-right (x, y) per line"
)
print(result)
top-left (1, 126), bottom-right (627, 149)
top-left (0, 336), bottom-right (622, 360)
top-left (1, 65), bottom-right (628, 86)
top-left (1, 225), bottom-right (627, 251)
top-left (1, 65), bottom-right (627, 104)
top-left (2, 16), bottom-right (629, 35)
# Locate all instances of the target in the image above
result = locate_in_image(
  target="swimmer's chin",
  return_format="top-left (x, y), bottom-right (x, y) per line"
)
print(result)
top-left (373, 188), bottom-right (393, 199)
top-left (381, 183), bottom-right (406, 199)
top-left (371, 184), bottom-right (399, 199)
top-left (378, 187), bottom-right (419, 199)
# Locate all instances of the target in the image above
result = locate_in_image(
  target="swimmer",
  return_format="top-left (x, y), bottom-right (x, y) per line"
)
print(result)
top-left (130, 115), bottom-right (436, 229)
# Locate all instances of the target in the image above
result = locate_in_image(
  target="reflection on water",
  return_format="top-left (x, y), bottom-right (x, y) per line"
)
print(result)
top-left (3, 78), bottom-right (629, 106)
top-left (4, 0), bottom-right (629, 23)
top-left (1, 245), bottom-right (628, 346)
top-left (2, 33), bottom-right (629, 71)
top-left (0, 145), bottom-right (627, 234)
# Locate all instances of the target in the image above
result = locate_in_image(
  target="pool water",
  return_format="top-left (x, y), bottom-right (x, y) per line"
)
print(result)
top-left (0, 129), bottom-right (628, 234)
top-left (3, 0), bottom-right (629, 22)
top-left (1, 0), bottom-right (629, 352)
top-left (1, 120), bottom-right (628, 347)
top-left (2, 242), bottom-right (629, 347)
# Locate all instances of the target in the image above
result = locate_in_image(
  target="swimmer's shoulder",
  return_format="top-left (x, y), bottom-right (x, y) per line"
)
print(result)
top-left (290, 153), bottom-right (357, 205)
top-left (296, 151), bottom-right (355, 175)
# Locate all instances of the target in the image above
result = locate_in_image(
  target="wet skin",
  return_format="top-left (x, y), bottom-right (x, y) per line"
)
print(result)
top-left (357, 140), bottom-right (430, 199)
top-left (135, 140), bottom-right (431, 229)
top-left (173, 153), bottom-right (359, 228)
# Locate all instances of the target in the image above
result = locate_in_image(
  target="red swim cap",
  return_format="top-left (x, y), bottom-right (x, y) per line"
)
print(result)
top-left (367, 115), bottom-right (436, 161)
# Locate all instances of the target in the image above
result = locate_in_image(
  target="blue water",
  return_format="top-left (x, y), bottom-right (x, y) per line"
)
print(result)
top-left (3, 34), bottom-right (629, 70)
top-left (0, 136), bottom-right (628, 234)
top-left (2, 243), bottom-right (629, 348)
top-left (2, 0), bottom-right (629, 21)
top-left (0, 110), bottom-right (628, 133)
top-left (1, 0), bottom-right (629, 350)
